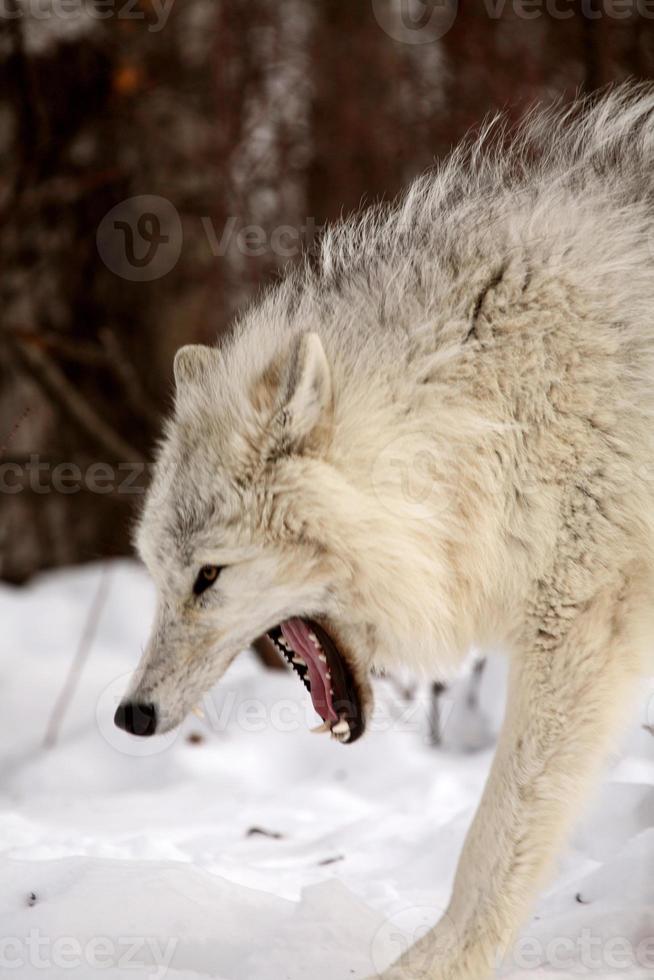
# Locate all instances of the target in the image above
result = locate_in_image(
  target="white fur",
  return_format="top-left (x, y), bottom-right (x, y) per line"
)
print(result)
top-left (127, 86), bottom-right (654, 979)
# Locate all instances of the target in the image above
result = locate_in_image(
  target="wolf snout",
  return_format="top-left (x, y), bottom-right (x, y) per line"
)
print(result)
top-left (114, 700), bottom-right (158, 737)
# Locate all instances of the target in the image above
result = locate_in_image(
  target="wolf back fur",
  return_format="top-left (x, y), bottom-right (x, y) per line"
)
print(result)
top-left (129, 85), bottom-right (654, 979)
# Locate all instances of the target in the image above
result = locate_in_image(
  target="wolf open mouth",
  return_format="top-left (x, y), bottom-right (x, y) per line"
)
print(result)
top-left (266, 619), bottom-right (365, 744)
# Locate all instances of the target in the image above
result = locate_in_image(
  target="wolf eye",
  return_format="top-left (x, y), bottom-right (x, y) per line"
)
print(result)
top-left (193, 564), bottom-right (224, 596)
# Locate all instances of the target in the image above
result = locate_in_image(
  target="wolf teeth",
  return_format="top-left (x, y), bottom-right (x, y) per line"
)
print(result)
top-left (310, 721), bottom-right (332, 734)
top-left (292, 656), bottom-right (306, 667)
top-left (318, 654), bottom-right (327, 663)
top-left (331, 720), bottom-right (350, 740)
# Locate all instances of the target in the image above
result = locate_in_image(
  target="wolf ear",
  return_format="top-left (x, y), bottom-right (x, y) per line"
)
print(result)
top-left (277, 332), bottom-right (332, 452)
top-left (173, 345), bottom-right (223, 417)
top-left (173, 345), bottom-right (218, 390)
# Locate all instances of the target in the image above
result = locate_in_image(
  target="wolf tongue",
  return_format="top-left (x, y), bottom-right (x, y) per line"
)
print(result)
top-left (281, 618), bottom-right (338, 723)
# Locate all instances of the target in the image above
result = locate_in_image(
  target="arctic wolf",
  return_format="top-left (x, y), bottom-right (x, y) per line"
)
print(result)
top-left (117, 87), bottom-right (654, 979)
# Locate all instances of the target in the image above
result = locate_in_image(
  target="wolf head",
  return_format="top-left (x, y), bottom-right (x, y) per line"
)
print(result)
top-left (116, 326), bottom-right (381, 744)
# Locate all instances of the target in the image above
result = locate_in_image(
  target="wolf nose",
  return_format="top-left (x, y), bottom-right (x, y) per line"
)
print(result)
top-left (114, 701), bottom-right (157, 737)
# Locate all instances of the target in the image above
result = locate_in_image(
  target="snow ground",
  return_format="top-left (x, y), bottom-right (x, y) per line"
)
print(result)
top-left (0, 561), bottom-right (652, 980)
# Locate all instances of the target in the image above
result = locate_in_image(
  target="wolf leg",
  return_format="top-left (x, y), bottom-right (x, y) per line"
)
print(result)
top-left (368, 584), bottom-right (642, 980)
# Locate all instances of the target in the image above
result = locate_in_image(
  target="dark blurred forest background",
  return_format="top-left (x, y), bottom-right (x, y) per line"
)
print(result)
top-left (1, 0), bottom-right (653, 584)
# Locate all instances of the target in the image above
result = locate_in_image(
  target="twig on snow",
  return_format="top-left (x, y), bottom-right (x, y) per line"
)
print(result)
top-left (43, 564), bottom-right (112, 749)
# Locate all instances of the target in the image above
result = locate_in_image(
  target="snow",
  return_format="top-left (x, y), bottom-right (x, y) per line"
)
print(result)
top-left (0, 561), bottom-right (652, 979)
